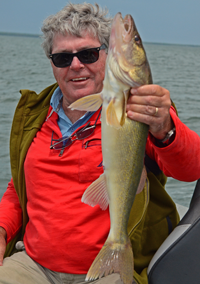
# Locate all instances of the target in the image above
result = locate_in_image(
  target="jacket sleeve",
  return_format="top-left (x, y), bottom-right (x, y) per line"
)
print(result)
top-left (0, 178), bottom-right (22, 243)
top-left (146, 106), bottom-right (200, 182)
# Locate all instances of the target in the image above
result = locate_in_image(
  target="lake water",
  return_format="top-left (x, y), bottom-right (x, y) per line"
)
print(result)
top-left (0, 33), bottom-right (200, 207)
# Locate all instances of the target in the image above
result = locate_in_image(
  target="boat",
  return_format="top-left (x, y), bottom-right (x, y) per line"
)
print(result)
top-left (147, 179), bottom-right (200, 283)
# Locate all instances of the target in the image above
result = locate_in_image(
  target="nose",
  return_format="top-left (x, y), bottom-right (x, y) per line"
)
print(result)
top-left (70, 56), bottom-right (84, 70)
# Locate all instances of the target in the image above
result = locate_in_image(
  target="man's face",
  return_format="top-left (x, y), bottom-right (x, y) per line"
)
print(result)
top-left (51, 32), bottom-right (107, 107)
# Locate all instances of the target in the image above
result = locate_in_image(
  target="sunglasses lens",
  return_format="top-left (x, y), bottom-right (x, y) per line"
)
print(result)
top-left (53, 138), bottom-right (72, 150)
top-left (51, 49), bottom-right (100, 68)
top-left (52, 53), bottom-right (72, 68)
top-left (78, 49), bottom-right (99, 64)
top-left (76, 126), bottom-right (95, 139)
top-left (50, 44), bottom-right (107, 68)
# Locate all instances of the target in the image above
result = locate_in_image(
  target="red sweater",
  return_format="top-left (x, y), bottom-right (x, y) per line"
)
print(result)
top-left (0, 106), bottom-right (200, 273)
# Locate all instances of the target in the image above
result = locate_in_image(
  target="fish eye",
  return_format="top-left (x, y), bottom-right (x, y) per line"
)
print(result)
top-left (134, 35), bottom-right (141, 44)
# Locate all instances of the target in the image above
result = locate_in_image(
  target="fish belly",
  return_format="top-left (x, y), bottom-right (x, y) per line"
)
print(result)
top-left (86, 106), bottom-right (148, 284)
top-left (101, 107), bottom-right (148, 236)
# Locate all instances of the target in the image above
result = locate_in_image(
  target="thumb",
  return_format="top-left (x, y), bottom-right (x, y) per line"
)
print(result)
top-left (0, 228), bottom-right (7, 265)
top-left (0, 240), bottom-right (6, 266)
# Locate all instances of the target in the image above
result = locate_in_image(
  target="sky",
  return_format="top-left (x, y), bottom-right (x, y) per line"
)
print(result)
top-left (1, 0), bottom-right (200, 46)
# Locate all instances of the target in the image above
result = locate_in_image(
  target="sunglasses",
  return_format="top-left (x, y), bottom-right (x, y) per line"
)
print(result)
top-left (50, 109), bottom-right (101, 151)
top-left (49, 44), bottom-right (107, 68)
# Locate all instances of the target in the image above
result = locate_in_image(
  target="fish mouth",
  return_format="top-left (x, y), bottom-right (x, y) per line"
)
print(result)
top-left (113, 13), bottom-right (133, 39)
top-left (122, 14), bottom-right (132, 31)
top-left (121, 14), bottom-right (134, 43)
top-left (109, 13), bottom-right (134, 54)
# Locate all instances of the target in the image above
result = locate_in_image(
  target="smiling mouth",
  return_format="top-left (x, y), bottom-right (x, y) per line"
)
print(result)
top-left (71, 77), bottom-right (88, 82)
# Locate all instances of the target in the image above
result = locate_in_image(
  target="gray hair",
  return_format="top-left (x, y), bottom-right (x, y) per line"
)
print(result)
top-left (41, 2), bottom-right (112, 57)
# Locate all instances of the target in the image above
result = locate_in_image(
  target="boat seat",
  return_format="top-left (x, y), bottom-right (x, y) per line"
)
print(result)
top-left (147, 179), bottom-right (200, 284)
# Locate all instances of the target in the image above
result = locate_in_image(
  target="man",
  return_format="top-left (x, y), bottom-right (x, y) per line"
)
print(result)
top-left (0, 2), bottom-right (200, 284)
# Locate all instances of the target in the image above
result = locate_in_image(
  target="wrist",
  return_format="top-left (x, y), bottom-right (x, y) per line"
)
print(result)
top-left (151, 127), bottom-right (176, 148)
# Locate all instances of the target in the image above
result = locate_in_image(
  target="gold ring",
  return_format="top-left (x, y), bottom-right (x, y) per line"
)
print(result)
top-left (154, 107), bottom-right (158, 116)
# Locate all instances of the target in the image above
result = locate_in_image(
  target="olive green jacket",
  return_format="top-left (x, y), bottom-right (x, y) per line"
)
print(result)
top-left (6, 83), bottom-right (179, 284)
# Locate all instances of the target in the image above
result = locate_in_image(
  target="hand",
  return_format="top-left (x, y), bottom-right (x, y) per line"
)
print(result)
top-left (0, 227), bottom-right (7, 266)
top-left (126, 84), bottom-right (174, 140)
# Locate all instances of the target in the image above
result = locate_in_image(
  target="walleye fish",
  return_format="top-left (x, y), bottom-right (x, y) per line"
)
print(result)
top-left (69, 12), bottom-right (152, 284)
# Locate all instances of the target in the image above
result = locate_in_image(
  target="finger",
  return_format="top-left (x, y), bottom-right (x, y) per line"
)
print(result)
top-left (130, 84), bottom-right (165, 97)
top-left (128, 94), bottom-right (164, 109)
top-left (127, 109), bottom-right (162, 126)
top-left (127, 103), bottom-right (163, 117)
top-left (128, 85), bottom-right (170, 107)
top-left (127, 107), bottom-right (173, 140)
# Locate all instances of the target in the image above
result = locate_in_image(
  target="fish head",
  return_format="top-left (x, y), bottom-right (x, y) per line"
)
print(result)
top-left (108, 13), bottom-right (152, 86)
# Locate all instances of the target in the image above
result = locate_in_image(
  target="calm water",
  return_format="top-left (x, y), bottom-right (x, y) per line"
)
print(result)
top-left (0, 34), bottom-right (200, 207)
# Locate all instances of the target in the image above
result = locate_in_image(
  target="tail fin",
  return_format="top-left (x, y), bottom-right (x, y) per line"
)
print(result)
top-left (86, 238), bottom-right (134, 284)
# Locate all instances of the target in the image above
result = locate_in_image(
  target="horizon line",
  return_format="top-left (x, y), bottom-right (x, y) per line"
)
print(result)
top-left (0, 31), bottom-right (200, 48)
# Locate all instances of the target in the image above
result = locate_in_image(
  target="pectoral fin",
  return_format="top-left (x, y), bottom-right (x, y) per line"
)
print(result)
top-left (69, 94), bottom-right (103, 111)
top-left (106, 99), bottom-right (121, 128)
top-left (106, 89), bottom-right (129, 128)
top-left (81, 173), bottom-right (109, 210)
